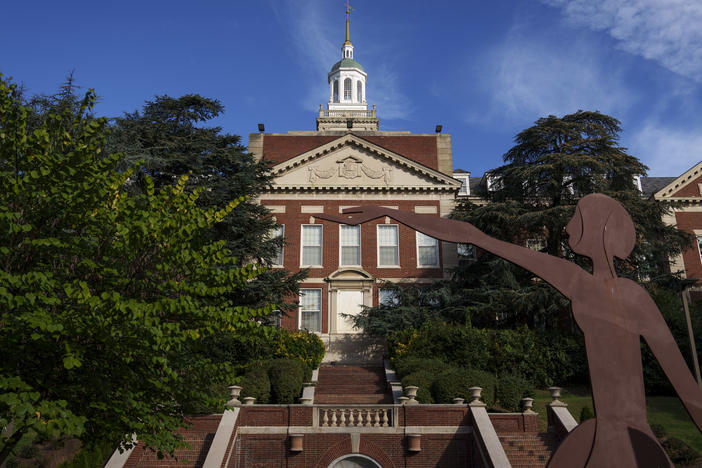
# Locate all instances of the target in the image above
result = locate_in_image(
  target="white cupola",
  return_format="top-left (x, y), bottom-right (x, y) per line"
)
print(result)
top-left (327, 3), bottom-right (367, 111)
top-left (317, 2), bottom-right (378, 132)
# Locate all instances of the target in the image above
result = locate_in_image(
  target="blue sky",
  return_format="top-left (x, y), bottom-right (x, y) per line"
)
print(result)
top-left (2, 0), bottom-right (701, 177)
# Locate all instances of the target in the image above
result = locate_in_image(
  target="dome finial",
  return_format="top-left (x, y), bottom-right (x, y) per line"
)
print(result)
top-left (344, 0), bottom-right (353, 46)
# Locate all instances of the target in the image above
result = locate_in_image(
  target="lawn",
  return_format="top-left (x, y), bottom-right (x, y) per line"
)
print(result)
top-left (530, 387), bottom-right (702, 453)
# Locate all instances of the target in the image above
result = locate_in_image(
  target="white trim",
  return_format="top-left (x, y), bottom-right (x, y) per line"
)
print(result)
top-left (272, 224), bottom-right (284, 268)
top-left (339, 224), bottom-right (362, 267)
top-left (202, 409), bottom-right (239, 468)
top-left (299, 288), bottom-right (323, 332)
top-left (300, 224), bottom-right (323, 268)
top-left (328, 454), bottom-right (383, 468)
top-left (416, 231), bottom-right (440, 268)
top-left (376, 224), bottom-right (399, 267)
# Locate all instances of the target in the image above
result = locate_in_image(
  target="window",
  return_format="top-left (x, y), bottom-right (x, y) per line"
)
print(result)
top-left (416, 232), bottom-right (439, 267)
top-left (301, 225), bottom-right (322, 266)
top-left (340, 225), bottom-right (360, 266)
top-left (457, 243), bottom-right (476, 263)
top-left (357, 81), bottom-right (363, 102)
top-left (455, 176), bottom-right (469, 196)
top-left (270, 225), bottom-right (284, 267)
top-left (299, 289), bottom-right (321, 332)
top-left (333, 80), bottom-right (339, 102)
top-left (697, 235), bottom-right (702, 262)
top-left (379, 288), bottom-right (399, 306)
top-left (344, 78), bottom-right (352, 100)
top-left (377, 225), bottom-right (399, 266)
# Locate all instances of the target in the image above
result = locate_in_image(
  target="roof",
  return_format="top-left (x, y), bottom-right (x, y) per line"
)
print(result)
top-left (641, 177), bottom-right (676, 197)
top-left (261, 134), bottom-right (440, 171)
top-left (331, 57), bottom-right (364, 72)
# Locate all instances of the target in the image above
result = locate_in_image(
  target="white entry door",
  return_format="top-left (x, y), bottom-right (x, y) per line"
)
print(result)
top-left (336, 290), bottom-right (364, 333)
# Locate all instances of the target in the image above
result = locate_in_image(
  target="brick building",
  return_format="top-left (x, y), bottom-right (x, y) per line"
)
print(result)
top-left (246, 11), bottom-right (472, 357)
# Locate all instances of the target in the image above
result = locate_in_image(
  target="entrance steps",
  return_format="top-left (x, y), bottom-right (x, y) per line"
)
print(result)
top-left (499, 431), bottom-right (559, 467)
top-left (314, 364), bottom-right (393, 404)
top-left (322, 333), bottom-right (385, 364)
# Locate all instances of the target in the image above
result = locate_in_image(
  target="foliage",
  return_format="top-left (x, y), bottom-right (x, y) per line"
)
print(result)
top-left (0, 75), bottom-right (274, 463)
top-left (432, 368), bottom-right (497, 406)
top-left (240, 367), bottom-right (271, 404)
top-left (388, 321), bottom-right (587, 387)
top-left (391, 357), bottom-right (449, 380)
top-left (105, 94), bottom-right (305, 314)
top-left (267, 359), bottom-right (306, 404)
top-left (274, 331), bottom-right (325, 370)
top-left (661, 437), bottom-right (700, 465)
top-left (400, 371), bottom-right (436, 404)
top-left (578, 406), bottom-right (594, 423)
top-left (57, 440), bottom-right (114, 468)
top-left (496, 374), bottom-right (533, 412)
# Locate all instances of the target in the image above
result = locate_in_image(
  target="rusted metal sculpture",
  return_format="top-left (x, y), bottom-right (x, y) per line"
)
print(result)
top-left (316, 193), bottom-right (702, 467)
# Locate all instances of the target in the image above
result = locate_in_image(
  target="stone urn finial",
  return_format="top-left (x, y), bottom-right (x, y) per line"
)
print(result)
top-left (468, 387), bottom-right (484, 406)
top-left (243, 396), bottom-right (256, 405)
top-left (403, 386), bottom-right (419, 405)
top-left (548, 386), bottom-right (562, 402)
top-left (521, 397), bottom-right (535, 414)
top-left (226, 385), bottom-right (242, 407)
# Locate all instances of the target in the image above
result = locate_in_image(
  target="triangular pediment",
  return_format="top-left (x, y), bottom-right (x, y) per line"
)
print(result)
top-left (268, 134), bottom-right (461, 192)
top-left (655, 161), bottom-right (702, 200)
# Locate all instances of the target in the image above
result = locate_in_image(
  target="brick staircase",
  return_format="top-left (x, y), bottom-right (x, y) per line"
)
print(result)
top-left (314, 364), bottom-right (393, 404)
top-left (498, 432), bottom-right (559, 468)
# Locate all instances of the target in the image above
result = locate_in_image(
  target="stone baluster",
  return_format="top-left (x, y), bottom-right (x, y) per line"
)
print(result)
top-left (322, 409), bottom-right (329, 427)
top-left (382, 408), bottom-right (390, 427)
top-left (339, 409), bottom-right (347, 426)
top-left (372, 409), bottom-right (380, 427)
top-left (330, 410), bottom-right (338, 427)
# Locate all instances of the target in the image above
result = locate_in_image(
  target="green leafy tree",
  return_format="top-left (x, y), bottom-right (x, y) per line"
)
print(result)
top-left (0, 75), bottom-right (274, 463)
top-left (106, 94), bottom-right (304, 316)
top-left (354, 111), bottom-right (691, 332)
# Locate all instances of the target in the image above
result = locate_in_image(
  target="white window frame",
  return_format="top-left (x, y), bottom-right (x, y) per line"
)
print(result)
top-left (377, 224), bottom-right (400, 267)
top-left (299, 288), bottom-right (322, 333)
top-left (339, 224), bottom-right (361, 267)
top-left (271, 224), bottom-right (284, 267)
top-left (416, 231), bottom-right (440, 268)
top-left (300, 224), bottom-right (323, 268)
top-left (697, 235), bottom-right (702, 263)
top-left (455, 176), bottom-right (469, 196)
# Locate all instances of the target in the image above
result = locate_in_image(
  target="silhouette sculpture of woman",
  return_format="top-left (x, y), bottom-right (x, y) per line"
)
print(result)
top-left (316, 193), bottom-right (702, 467)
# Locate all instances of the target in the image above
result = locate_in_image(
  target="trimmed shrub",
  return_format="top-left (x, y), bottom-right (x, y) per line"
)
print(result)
top-left (274, 330), bottom-right (325, 370)
top-left (240, 367), bottom-right (271, 404)
top-left (496, 373), bottom-right (533, 412)
top-left (268, 359), bottom-right (305, 404)
top-left (431, 368), bottom-right (472, 404)
top-left (465, 369), bottom-right (496, 407)
top-left (401, 370), bottom-right (437, 404)
top-left (662, 437), bottom-right (700, 465)
top-left (391, 356), bottom-right (449, 379)
top-left (579, 406), bottom-right (594, 423)
top-left (650, 423), bottom-right (667, 439)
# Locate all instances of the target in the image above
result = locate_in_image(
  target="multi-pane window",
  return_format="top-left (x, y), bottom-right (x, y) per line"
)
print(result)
top-left (377, 225), bottom-right (399, 266)
top-left (301, 225), bottom-right (322, 266)
top-left (457, 243), bottom-right (476, 263)
top-left (300, 289), bottom-right (321, 332)
top-left (344, 78), bottom-right (352, 100)
top-left (270, 225), bottom-right (284, 267)
top-left (417, 232), bottom-right (439, 267)
top-left (357, 81), bottom-right (363, 102)
top-left (697, 235), bottom-right (702, 262)
top-left (379, 288), bottom-right (399, 306)
top-left (333, 80), bottom-right (339, 102)
top-left (340, 225), bottom-right (361, 266)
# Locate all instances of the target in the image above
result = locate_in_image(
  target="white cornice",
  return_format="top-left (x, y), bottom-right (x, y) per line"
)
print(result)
top-left (654, 161), bottom-right (702, 199)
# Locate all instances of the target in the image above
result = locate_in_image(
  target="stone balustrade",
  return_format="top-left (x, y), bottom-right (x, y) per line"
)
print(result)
top-left (316, 405), bottom-right (394, 427)
top-left (318, 108), bottom-right (377, 118)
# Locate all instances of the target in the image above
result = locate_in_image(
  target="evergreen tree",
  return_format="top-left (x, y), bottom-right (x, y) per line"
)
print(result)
top-left (106, 94), bottom-right (304, 313)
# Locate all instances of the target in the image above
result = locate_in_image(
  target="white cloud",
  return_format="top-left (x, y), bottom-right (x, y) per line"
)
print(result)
top-left (468, 32), bottom-right (635, 125)
top-left (541, 0), bottom-right (702, 82)
top-left (627, 123), bottom-right (702, 176)
top-left (270, 0), bottom-right (410, 120)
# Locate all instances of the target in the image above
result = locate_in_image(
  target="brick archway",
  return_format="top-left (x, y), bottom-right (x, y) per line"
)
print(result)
top-left (315, 437), bottom-right (396, 468)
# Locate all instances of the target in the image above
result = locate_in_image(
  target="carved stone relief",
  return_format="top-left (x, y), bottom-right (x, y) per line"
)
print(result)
top-left (307, 156), bottom-right (393, 185)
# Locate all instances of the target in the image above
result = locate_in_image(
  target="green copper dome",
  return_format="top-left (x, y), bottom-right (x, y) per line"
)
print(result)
top-left (330, 57), bottom-right (364, 72)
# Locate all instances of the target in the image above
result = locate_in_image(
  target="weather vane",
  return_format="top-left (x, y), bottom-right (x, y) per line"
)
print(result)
top-left (345, 0), bottom-right (353, 16)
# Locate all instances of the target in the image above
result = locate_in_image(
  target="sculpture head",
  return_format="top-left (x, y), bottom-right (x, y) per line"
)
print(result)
top-left (566, 194), bottom-right (635, 270)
